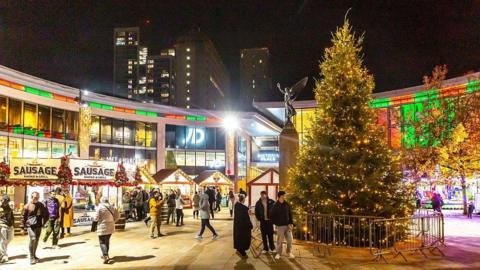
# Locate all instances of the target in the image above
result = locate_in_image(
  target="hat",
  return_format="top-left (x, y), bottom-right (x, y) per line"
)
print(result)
top-left (277, 191), bottom-right (286, 197)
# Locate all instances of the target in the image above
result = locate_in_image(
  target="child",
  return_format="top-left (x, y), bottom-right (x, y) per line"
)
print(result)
top-left (468, 201), bottom-right (475, 219)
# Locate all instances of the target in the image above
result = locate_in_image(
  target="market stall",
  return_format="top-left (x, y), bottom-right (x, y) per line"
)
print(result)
top-left (152, 168), bottom-right (193, 208)
top-left (193, 170), bottom-right (233, 196)
top-left (247, 168), bottom-right (279, 206)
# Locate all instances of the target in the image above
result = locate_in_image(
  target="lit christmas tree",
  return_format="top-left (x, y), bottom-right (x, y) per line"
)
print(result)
top-left (288, 19), bottom-right (413, 218)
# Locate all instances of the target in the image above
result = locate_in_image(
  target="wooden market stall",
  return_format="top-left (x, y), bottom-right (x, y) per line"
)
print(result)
top-left (193, 170), bottom-right (233, 196)
top-left (247, 168), bottom-right (279, 206)
top-left (152, 168), bottom-right (194, 207)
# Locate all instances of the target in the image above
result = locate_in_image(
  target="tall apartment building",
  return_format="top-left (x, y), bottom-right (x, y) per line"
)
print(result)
top-left (146, 49), bottom-right (176, 105)
top-left (174, 29), bottom-right (230, 110)
top-left (113, 27), bottom-right (142, 99)
top-left (240, 47), bottom-right (272, 107)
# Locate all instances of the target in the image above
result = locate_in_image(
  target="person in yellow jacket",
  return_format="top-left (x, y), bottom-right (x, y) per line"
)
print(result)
top-left (149, 191), bottom-right (165, 238)
top-left (61, 189), bottom-right (73, 238)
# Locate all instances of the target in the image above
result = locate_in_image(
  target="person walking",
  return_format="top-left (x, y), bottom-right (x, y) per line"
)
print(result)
top-left (0, 195), bottom-right (14, 263)
top-left (255, 191), bottom-right (276, 254)
top-left (60, 188), bottom-right (73, 238)
top-left (468, 201), bottom-right (475, 219)
top-left (176, 191), bottom-right (185, 226)
top-left (228, 191), bottom-right (236, 218)
top-left (43, 189), bottom-right (61, 249)
top-left (270, 191), bottom-right (295, 259)
top-left (195, 188), bottom-right (218, 240)
top-left (95, 197), bottom-right (120, 264)
top-left (215, 188), bottom-right (222, 212)
top-left (166, 190), bottom-right (176, 224)
top-left (233, 194), bottom-right (253, 258)
top-left (192, 191), bottom-right (200, 219)
top-left (148, 191), bottom-right (165, 238)
top-left (20, 192), bottom-right (48, 265)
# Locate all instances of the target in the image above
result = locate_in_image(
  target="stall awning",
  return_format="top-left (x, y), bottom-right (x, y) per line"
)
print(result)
top-left (193, 170), bottom-right (232, 186)
top-left (152, 168), bottom-right (193, 185)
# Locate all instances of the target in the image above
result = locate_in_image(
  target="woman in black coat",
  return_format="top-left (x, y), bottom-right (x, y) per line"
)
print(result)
top-left (233, 194), bottom-right (253, 257)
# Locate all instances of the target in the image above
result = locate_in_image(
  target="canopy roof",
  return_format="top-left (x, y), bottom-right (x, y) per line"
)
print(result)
top-left (193, 170), bottom-right (232, 186)
top-left (152, 168), bottom-right (193, 185)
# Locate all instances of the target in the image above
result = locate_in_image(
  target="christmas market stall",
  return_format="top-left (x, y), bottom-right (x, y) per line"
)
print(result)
top-left (193, 170), bottom-right (233, 196)
top-left (247, 168), bottom-right (279, 206)
top-left (152, 168), bottom-right (193, 208)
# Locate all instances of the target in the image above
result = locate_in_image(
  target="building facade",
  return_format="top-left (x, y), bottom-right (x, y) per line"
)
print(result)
top-left (240, 47), bottom-right (272, 108)
top-left (174, 29), bottom-right (230, 110)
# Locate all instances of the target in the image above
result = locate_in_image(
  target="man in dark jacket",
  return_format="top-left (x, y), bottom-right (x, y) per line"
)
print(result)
top-left (233, 194), bottom-right (252, 258)
top-left (0, 195), bottom-right (14, 263)
top-left (42, 190), bottom-right (61, 249)
top-left (21, 191), bottom-right (48, 265)
top-left (254, 191), bottom-right (275, 254)
top-left (269, 191), bottom-right (294, 259)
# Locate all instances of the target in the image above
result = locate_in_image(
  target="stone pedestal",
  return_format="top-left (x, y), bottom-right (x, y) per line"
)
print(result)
top-left (279, 121), bottom-right (299, 190)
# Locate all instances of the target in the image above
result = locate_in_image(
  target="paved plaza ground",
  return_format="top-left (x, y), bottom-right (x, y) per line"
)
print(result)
top-left (2, 209), bottom-right (480, 269)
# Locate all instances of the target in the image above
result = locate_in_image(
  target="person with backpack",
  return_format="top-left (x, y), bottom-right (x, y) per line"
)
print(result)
top-left (20, 192), bottom-right (48, 265)
top-left (43, 189), bottom-right (61, 249)
top-left (166, 190), bottom-right (176, 224)
top-left (195, 187), bottom-right (218, 240)
top-left (94, 197), bottom-right (120, 264)
top-left (148, 191), bottom-right (165, 238)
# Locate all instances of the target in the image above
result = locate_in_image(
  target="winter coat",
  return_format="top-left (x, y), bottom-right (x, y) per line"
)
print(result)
top-left (95, 203), bottom-right (120, 236)
top-left (0, 204), bottom-right (14, 227)
top-left (254, 198), bottom-right (275, 221)
top-left (62, 194), bottom-right (74, 228)
top-left (44, 197), bottom-right (60, 220)
top-left (149, 198), bottom-right (164, 216)
top-left (233, 202), bottom-right (253, 251)
top-left (269, 201), bottom-right (293, 226)
top-left (199, 193), bottom-right (210, 219)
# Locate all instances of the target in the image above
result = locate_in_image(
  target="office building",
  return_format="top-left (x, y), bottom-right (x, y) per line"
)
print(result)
top-left (240, 47), bottom-right (272, 108)
top-left (174, 29), bottom-right (230, 110)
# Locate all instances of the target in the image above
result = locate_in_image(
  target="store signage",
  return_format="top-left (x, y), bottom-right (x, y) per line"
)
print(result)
top-left (10, 158), bottom-right (60, 180)
top-left (70, 159), bottom-right (118, 181)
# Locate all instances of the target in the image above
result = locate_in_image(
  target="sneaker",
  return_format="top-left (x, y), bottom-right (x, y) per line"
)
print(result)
top-left (212, 234), bottom-right (218, 240)
top-left (195, 235), bottom-right (203, 240)
top-left (287, 253), bottom-right (295, 259)
top-left (275, 254), bottom-right (281, 260)
top-left (261, 250), bottom-right (268, 254)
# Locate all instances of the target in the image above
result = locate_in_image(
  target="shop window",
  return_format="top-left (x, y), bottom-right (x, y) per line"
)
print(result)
top-left (52, 108), bottom-right (65, 139)
top-left (23, 139), bottom-right (37, 158)
top-left (174, 150), bottom-right (186, 166)
top-left (66, 143), bottom-right (78, 157)
top-left (8, 99), bottom-right (22, 133)
top-left (65, 110), bottom-right (78, 140)
top-left (135, 122), bottom-right (146, 146)
top-left (195, 151), bottom-right (206, 166)
top-left (123, 121), bottom-right (135, 146)
top-left (112, 119), bottom-right (124, 145)
top-left (185, 151), bottom-right (195, 166)
top-left (8, 137), bottom-right (22, 158)
top-left (145, 123), bottom-right (156, 147)
top-left (0, 136), bottom-right (7, 160)
top-left (100, 117), bottom-right (112, 144)
top-left (52, 142), bottom-right (65, 158)
top-left (38, 141), bottom-right (51, 158)
top-left (38, 106), bottom-right (51, 137)
top-left (0, 97), bottom-right (7, 131)
top-left (90, 116), bottom-right (100, 143)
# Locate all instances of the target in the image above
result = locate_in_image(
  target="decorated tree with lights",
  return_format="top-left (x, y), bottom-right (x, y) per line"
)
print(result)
top-left (287, 19), bottom-right (413, 218)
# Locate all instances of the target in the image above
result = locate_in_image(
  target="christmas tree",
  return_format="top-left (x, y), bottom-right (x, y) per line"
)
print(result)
top-left (288, 19), bottom-right (413, 218)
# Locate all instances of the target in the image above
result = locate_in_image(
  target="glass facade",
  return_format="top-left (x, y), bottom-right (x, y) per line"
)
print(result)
top-left (165, 124), bottom-right (225, 174)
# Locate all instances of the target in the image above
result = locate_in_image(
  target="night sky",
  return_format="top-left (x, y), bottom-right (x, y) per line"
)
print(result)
top-left (1, 1), bottom-right (480, 105)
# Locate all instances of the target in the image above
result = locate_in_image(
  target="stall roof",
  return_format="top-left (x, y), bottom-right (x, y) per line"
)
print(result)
top-left (152, 168), bottom-right (192, 184)
top-left (193, 170), bottom-right (232, 186)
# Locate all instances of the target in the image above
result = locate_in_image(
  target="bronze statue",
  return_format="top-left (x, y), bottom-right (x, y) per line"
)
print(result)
top-left (277, 77), bottom-right (308, 125)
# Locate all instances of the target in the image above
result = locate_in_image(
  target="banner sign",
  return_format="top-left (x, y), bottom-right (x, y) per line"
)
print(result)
top-left (10, 158), bottom-right (61, 180)
top-left (70, 159), bottom-right (118, 181)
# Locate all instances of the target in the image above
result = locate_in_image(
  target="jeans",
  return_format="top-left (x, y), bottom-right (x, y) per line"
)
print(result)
top-left (0, 226), bottom-right (13, 258)
top-left (27, 227), bottom-right (42, 259)
top-left (98, 234), bottom-right (111, 257)
top-left (167, 207), bottom-right (176, 224)
top-left (149, 215), bottom-right (161, 236)
top-left (176, 209), bottom-right (184, 226)
top-left (276, 225), bottom-right (292, 256)
top-left (260, 220), bottom-right (275, 251)
top-left (198, 219), bottom-right (217, 236)
top-left (43, 219), bottom-right (60, 246)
